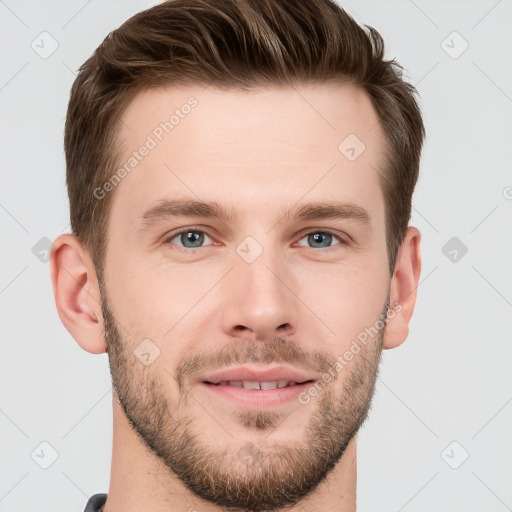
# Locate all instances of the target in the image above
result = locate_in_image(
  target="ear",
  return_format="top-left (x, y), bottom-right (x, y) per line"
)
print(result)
top-left (383, 226), bottom-right (422, 350)
top-left (50, 233), bottom-right (106, 354)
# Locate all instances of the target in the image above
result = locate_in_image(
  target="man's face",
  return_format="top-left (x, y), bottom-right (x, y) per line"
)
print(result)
top-left (100, 83), bottom-right (391, 510)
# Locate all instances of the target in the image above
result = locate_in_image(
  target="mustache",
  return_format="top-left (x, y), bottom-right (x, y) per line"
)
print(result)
top-left (175, 337), bottom-right (335, 390)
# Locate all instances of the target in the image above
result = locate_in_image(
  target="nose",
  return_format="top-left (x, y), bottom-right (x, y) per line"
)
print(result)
top-left (220, 243), bottom-right (298, 342)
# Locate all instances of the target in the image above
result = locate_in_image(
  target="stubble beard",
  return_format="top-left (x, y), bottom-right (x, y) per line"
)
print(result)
top-left (99, 275), bottom-right (385, 512)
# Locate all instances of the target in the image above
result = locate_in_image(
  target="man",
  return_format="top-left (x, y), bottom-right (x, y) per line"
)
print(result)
top-left (50, 0), bottom-right (424, 510)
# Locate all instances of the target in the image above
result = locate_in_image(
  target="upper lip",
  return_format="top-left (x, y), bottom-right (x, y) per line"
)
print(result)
top-left (198, 365), bottom-right (317, 384)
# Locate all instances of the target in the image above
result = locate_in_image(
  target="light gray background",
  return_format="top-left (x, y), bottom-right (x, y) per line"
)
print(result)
top-left (1, 1), bottom-right (511, 511)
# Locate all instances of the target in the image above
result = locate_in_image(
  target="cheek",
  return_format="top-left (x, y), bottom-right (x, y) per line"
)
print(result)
top-left (298, 262), bottom-right (389, 347)
top-left (106, 256), bottom-right (220, 338)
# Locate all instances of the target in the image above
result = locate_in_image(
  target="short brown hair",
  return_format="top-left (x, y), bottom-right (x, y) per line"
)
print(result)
top-left (65, 0), bottom-right (425, 278)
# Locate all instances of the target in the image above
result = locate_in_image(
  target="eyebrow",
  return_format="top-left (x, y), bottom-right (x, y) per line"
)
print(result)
top-left (140, 199), bottom-right (238, 225)
top-left (139, 199), bottom-right (371, 227)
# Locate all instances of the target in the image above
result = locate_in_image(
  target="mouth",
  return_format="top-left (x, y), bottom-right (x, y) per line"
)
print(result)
top-left (196, 366), bottom-right (318, 408)
top-left (197, 365), bottom-right (317, 386)
top-left (203, 379), bottom-right (315, 389)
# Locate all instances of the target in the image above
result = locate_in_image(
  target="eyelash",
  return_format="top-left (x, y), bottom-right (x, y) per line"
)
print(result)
top-left (162, 227), bottom-right (348, 251)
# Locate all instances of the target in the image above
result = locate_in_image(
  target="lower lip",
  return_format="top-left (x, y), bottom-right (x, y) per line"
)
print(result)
top-left (199, 382), bottom-right (315, 408)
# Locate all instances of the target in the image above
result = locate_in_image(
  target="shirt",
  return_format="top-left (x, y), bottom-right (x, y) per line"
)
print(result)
top-left (84, 493), bottom-right (107, 512)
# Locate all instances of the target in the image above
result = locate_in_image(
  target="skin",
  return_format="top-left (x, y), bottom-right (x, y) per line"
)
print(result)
top-left (50, 83), bottom-right (421, 512)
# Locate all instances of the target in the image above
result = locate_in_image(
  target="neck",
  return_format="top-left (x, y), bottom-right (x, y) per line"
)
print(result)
top-left (103, 398), bottom-right (357, 512)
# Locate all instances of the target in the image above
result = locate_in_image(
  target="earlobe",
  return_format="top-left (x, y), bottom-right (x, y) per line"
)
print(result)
top-left (382, 226), bottom-right (422, 350)
top-left (50, 234), bottom-right (107, 354)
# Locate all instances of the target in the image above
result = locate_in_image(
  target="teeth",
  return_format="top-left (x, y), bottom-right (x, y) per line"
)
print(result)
top-left (216, 380), bottom-right (299, 389)
top-left (242, 380), bottom-right (261, 390)
top-left (260, 381), bottom-right (278, 390)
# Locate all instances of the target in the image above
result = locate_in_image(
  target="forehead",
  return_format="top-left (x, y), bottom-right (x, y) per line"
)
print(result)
top-left (109, 83), bottom-right (387, 228)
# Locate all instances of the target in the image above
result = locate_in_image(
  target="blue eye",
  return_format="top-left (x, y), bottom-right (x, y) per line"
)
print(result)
top-left (297, 231), bottom-right (343, 249)
top-left (167, 229), bottom-right (213, 249)
top-left (164, 229), bottom-right (345, 250)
